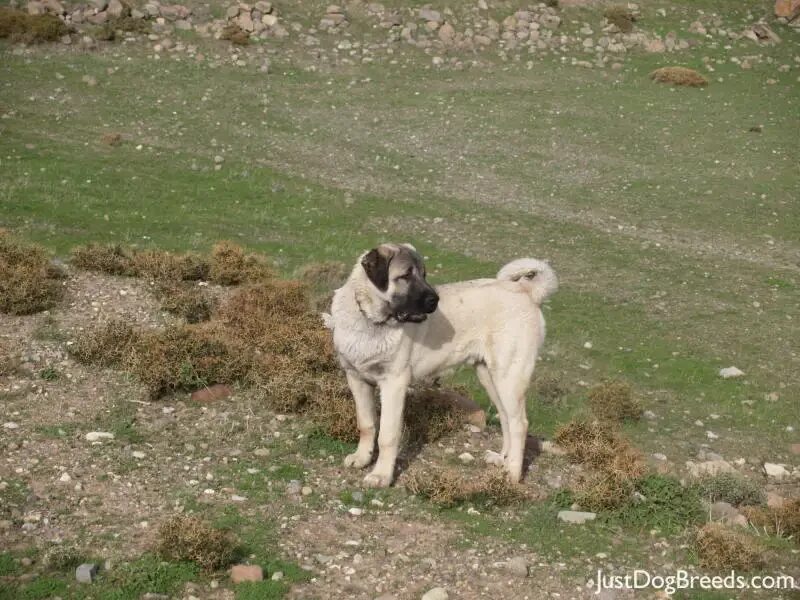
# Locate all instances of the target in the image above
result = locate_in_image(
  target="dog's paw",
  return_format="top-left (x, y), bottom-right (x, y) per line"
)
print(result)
top-left (363, 471), bottom-right (392, 488)
top-left (344, 451), bottom-right (372, 469)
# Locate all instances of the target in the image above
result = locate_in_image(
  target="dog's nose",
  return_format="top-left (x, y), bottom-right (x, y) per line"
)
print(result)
top-left (423, 292), bottom-right (439, 313)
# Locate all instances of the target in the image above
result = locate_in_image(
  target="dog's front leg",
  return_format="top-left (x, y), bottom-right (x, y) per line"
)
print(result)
top-left (343, 371), bottom-right (377, 469)
top-left (363, 372), bottom-right (410, 488)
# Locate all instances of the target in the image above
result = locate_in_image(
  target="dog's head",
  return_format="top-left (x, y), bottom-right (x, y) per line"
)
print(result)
top-left (360, 243), bottom-right (439, 323)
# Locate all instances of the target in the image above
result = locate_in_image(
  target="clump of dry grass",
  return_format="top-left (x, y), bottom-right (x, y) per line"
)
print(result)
top-left (404, 386), bottom-right (469, 448)
top-left (69, 320), bottom-right (141, 367)
top-left (696, 472), bottom-right (765, 507)
top-left (209, 241), bottom-right (274, 285)
top-left (100, 132), bottom-right (123, 146)
top-left (294, 261), bottom-right (349, 312)
top-left (156, 515), bottom-right (238, 571)
top-left (604, 5), bottom-right (635, 33)
top-left (587, 379), bottom-right (642, 422)
top-left (71, 243), bottom-right (136, 276)
top-left (650, 66), bottom-right (708, 87)
top-left (742, 499), bottom-right (800, 540)
top-left (554, 419), bottom-right (646, 509)
top-left (130, 249), bottom-right (210, 282)
top-left (0, 7), bottom-right (70, 44)
top-left (694, 523), bottom-right (764, 570)
top-left (0, 233), bottom-right (66, 315)
top-left (534, 373), bottom-right (567, 402)
top-left (0, 339), bottom-right (20, 377)
top-left (405, 465), bottom-right (527, 508)
top-left (95, 15), bottom-right (149, 41)
top-left (220, 24), bottom-right (250, 45)
top-left (155, 283), bottom-right (214, 323)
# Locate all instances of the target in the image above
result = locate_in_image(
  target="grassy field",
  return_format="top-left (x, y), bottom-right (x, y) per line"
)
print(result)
top-left (1, 0), bottom-right (799, 598)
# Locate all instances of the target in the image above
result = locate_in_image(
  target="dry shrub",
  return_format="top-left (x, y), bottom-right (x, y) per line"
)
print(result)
top-left (130, 249), bottom-right (210, 282)
top-left (294, 261), bottom-right (349, 312)
top-left (96, 15), bottom-right (149, 41)
top-left (0, 233), bottom-right (65, 315)
top-left (535, 373), bottom-right (567, 402)
top-left (742, 499), bottom-right (800, 540)
top-left (405, 465), bottom-right (526, 508)
top-left (220, 24), bottom-right (249, 45)
top-left (694, 523), bottom-right (763, 570)
top-left (696, 472), bottom-right (765, 507)
top-left (69, 320), bottom-right (141, 367)
top-left (650, 67), bottom-right (708, 87)
top-left (0, 339), bottom-right (20, 376)
top-left (209, 241), bottom-right (274, 285)
top-left (155, 283), bottom-right (213, 323)
top-left (587, 379), bottom-right (642, 422)
top-left (404, 386), bottom-right (468, 448)
top-left (554, 419), bottom-right (646, 509)
top-left (604, 5), bottom-right (635, 33)
top-left (156, 515), bottom-right (237, 571)
top-left (71, 243), bottom-right (135, 276)
top-left (100, 132), bottom-right (123, 146)
top-left (0, 7), bottom-right (70, 43)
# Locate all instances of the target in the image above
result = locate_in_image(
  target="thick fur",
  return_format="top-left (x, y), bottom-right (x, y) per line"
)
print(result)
top-left (329, 246), bottom-right (557, 487)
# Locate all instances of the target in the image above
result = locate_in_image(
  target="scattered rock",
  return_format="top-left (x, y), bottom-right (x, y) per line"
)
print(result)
top-left (190, 383), bottom-right (234, 402)
top-left (76, 563), bottom-right (98, 583)
top-left (231, 564), bottom-right (263, 583)
top-left (557, 510), bottom-right (596, 524)
top-left (505, 556), bottom-right (529, 577)
top-left (458, 452), bottom-right (474, 464)
top-left (84, 431), bottom-right (114, 442)
top-left (719, 366), bottom-right (744, 379)
top-left (484, 450), bottom-right (504, 466)
top-left (421, 587), bottom-right (448, 600)
top-left (686, 459), bottom-right (735, 478)
top-left (763, 462), bottom-right (790, 480)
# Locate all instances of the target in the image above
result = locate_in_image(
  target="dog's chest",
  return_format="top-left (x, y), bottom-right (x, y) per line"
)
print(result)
top-left (333, 325), bottom-right (404, 374)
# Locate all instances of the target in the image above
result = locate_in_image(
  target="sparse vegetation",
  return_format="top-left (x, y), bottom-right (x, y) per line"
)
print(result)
top-left (0, 233), bottom-right (65, 315)
top-left (155, 282), bottom-right (214, 323)
top-left (404, 465), bottom-right (527, 508)
top-left (587, 379), bottom-right (642, 422)
top-left (694, 523), bottom-right (764, 570)
top-left (220, 24), bottom-right (250, 45)
top-left (0, 7), bottom-right (70, 44)
top-left (209, 241), bottom-right (274, 285)
top-left (650, 66), bottom-right (708, 87)
top-left (742, 499), bottom-right (800, 541)
top-left (695, 473), bottom-right (765, 507)
top-left (611, 474), bottom-right (704, 533)
top-left (604, 5), bottom-right (636, 33)
top-left (156, 515), bottom-right (238, 571)
top-left (534, 373), bottom-right (567, 402)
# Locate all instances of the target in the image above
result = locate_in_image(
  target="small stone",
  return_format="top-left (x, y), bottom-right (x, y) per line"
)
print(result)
top-left (301, 486), bottom-right (312, 496)
top-left (76, 563), bottom-right (98, 583)
top-left (790, 443), bottom-right (800, 455)
top-left (348, 507), bottom-right (363, 516)
top-left (84, 431), bottom-right (114, 442)
top-left (458, 452), bottom-right (474, 464)
top-left (421, 588), bottom-right (448, 600)
top-left (231, 564), bottom-right (263, 583)
top-left (214, 155), bottom-right (225, 164)
top-left (418, 8), bottom-right (442, 23)
top-left (557, 510), bottom-right (596, 524)
top-left (271, 570), bottom-right (283, 581)
top-left (3, 422), bottom-right (19, 430)
top-left (505, 556), bottom-right (528, 577)
top-left (719, 366), bottom-right (744, 379)
top-left (764, 462), bottom-right (790, 480)
top-left (484, 450), bottom-right (504, 466)
top-left (132, 451), bottom-right (145, 459)
top-left (583, 341), bottom-right (593, 349)
top-left (59, 472), bottom-right (72, 482)
top-left (685, 459), bottom-right (734, 478)
top-left (286, 480), bottom-right (302, 495)
top-left (652, 453), bottom-right (667, 461)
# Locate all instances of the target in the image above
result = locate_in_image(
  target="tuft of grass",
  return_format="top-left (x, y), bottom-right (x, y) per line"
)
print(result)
top-left (650, 66), bottom-right (708, 88)
top-left (695, 473), bottom-right (766, 507)
top-left (0, 552), bottom-right (18, 576)
top-left (69, 319), bottom-right (141, 367)
top-left (220, 24), bottom-right (250, 45)
top-left (154, 282), bottom-right (214, 323)
top-left (694, 523), bottom-right (764, 570)
top-left (209, 241), bottom-right (273, 285)
top-left (41, 545), bottom-right (85, 570)
top-left (611, 474), bottom-right (704, 533)
top-left (742, 499), bottom-right (800, 541)
top-left (403, 385), bottom-right (469, 449)
top-left (0, 7), bottom-right (70, 44)
top-left (39, 366), bottom-right (60, 381)
top-left (100, 132), bottom-right (123, 146)
top-left (0, 233), bottom-right (65, 315)
top-left (587, 379), bottom-right (642, 422)
top-left (534, 373), bottom-right (567, 402)
top-left (0, 339), bottom-right (20, 377)
top-left (404, 465), bottom-right (527, 508)
top-left (156, 515), bottom-right (238, 571)
top-left (96, 553), bottom-right (198, 600)
top-left (554, 419), bottom-right (646, 510)
top-left (604, 5), bottom-right (635, 33)
top-left (95, 15), bottom-right (149, 41)
top-left (71, 243), bottom-right (136, 276)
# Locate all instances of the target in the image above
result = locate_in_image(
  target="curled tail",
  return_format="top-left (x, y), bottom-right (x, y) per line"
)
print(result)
top-left (497, 258), bottom-right (558, 304)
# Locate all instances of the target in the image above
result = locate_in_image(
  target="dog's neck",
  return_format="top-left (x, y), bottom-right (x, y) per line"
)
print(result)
top-left (354, 287), bottom-right (394, 326)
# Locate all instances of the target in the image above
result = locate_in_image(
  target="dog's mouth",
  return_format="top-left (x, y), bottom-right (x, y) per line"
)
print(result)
top-left (394, 312), bottom-right (428, 323)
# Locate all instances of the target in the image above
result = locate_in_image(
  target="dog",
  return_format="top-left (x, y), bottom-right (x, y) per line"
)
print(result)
top-left (328, 243), bottom-right (557, 487)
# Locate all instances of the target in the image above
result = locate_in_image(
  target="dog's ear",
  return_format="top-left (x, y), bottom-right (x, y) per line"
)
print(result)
top-left (361, 248), bottom-right (391, 292)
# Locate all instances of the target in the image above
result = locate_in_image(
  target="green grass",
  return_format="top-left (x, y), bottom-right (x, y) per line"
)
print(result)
top-left (0, 553), bottom-right (18, 576)
top-left (608, 474), bottom-right (704, 534)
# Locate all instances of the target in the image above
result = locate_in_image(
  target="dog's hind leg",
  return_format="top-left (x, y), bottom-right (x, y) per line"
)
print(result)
top-left (364, 373), bottom-right (410, 488)
top-left (344, 371), bottom-right (377, 469)
top-left (476, 364), bottom-right (510, 460)
top-left (492, 365), bottom-right (534, 483)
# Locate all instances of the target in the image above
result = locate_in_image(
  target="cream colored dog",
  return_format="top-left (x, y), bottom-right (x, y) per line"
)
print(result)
top-left (328, 243), bottom-right (557, 487)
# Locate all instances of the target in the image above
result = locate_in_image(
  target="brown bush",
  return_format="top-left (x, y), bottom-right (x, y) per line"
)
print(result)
top-left (0, 339), bottom-right (20, 377)
top-left (220, 24), bottom-right (249, 45)
top-left (0, 7), bottom-right (70, 44)
top-left (604, 5), bottom-right (635, 33)
top-left (131, 249), bottom-right (210, 282)
top-left (0, 233), bottom-right (65, 315)
top-left (650, 67), bottom-right (708, 87)
top-left (69, 320), bottom-right (141, 367)
top-left (70, 243), bottom-right (135, 276)
top-left (534, 373), bottom-right (567, 402)
top-left (156, 515), bottom-right (238, 571)
top-left (100, 132), bottom-right (123, 146)
top-left (742, 499), bottom-right (800, 540)
top-left (694, 523), bottom-right (763, 570)
top-left (405, 465), bottom-right (527, 508)
top-left (209, 241), bottom-right (273, 285)
top-left (587, 379), bottom-right (642, 422)
top-left (155, 283), bottom-right (213, 323)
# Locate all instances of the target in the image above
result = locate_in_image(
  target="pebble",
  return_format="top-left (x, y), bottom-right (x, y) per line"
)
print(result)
top-left (3, 422), bottom-right (19, 430)
top-left (286, 480), bottom-right (302, 495)
top-left (59, 472), bottom-right (72, 482)
top-left (719, 366), bottom-right (744, 379)
top-left (505, 556), bottom-right (529, 577)
top-left (557, 510), bottom-right (596, 524)
top-left (458, 452), bottom-right (475, 463)
top-left (76, 563), bottom-right (98, 583)
top-left (84, 431), bottom-right (114, 442)
top-left (271, 571), bottom-right (284, 581)
top-left (231, 564), bottom-right (263, 583)
top-left (301, 486), bottom-right (312, 496)
top-left (132, 451), bottom-right (146, 459)
top-left (348, 507), bottom-right (363, 516)
top-left (763, 462), bottom-right (790, 480)
top-left (421, 588), bottom-right (448, 600)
